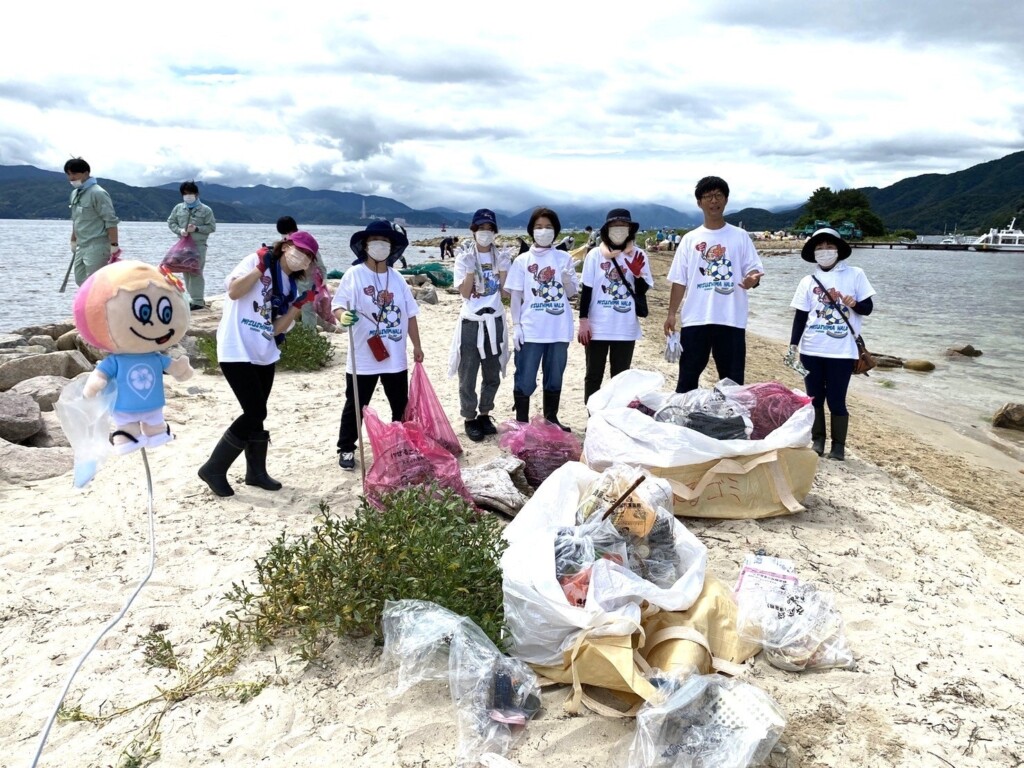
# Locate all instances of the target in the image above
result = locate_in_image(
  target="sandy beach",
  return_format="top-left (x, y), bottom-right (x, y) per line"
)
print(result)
top-left (2, 247), bottom-right (1024, 767)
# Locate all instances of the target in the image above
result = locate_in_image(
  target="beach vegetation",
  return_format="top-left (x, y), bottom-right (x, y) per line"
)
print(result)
top-left (878, 378), bottom-right (896, 389)
top-left (217, 488), bottom-right (507, 656)
top-left (277, 323), bottom-right (334, 371)
top-left (194, 336), bottom-right (219, 371)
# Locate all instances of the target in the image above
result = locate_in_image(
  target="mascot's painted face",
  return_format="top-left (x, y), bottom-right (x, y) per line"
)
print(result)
top-left (74, 261), bottom-right (191, 354)
top-left (106, 280), bottom-right (189, 353)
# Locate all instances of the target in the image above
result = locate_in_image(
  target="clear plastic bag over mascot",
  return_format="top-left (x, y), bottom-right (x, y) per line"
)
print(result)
top-left (73, 261), bottom-right (194, 453)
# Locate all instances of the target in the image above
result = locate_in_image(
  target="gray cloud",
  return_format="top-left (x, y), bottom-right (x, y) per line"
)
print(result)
top-left (0, 82), bottom-right (81, 110)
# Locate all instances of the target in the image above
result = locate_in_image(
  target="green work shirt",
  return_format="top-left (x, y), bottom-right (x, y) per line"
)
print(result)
top-left (167, 201), bottom-right (217, 245)
top-left (69, 182), bottom-right (119, 246)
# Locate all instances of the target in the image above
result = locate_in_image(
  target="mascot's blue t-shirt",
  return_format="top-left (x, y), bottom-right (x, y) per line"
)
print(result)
top-left (97, 352), bottom-right (172, 413)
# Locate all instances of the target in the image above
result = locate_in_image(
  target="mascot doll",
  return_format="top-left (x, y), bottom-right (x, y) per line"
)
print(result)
top-left (73, 261), bottom-right (194, 453)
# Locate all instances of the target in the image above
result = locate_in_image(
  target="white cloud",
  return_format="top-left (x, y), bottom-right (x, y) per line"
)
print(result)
top-left (2, 0), bottom-right (1021, 214)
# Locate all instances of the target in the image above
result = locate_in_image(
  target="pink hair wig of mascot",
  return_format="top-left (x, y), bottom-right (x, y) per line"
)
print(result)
top-left (73, 262), bottom-right (187, 352)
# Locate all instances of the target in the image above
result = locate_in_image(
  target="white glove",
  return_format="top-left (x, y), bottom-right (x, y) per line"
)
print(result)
top-left (513, 325), bottom-right (525, 351)
top-left (70, 241), bottom-right (77, 254)
top-left (664, 331), bottom-right (682, 364)
top-left (180, 229), bottom-right (188, 237)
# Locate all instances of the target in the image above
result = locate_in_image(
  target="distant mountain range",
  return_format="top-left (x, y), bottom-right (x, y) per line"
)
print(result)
top-left (2, 150), bottom-right (1022, 233)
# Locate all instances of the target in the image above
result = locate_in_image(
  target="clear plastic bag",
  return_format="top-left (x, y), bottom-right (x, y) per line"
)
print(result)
top-left (160, 235), bottom-right (201, 274)
top-left (54, 373), bottom-right (116, 488)
top-left (736, 581), bottom-right (855, 672)
top-left (629, 672), bottom-right (786, 768)
top-left (499, 416), bottom-right (582, 488)
top-left (363, 405), bottom-right (472, 508)
top-left (553, 517), bottom-right (627, 606)
top-left (575, 462), bottom-right (672, 528)
top-left (653, 381), bottom-right (752, 440)
top-left (381, 600), bottom-right (541, 766)
top-left (405, 361), bottom-right (463, 456)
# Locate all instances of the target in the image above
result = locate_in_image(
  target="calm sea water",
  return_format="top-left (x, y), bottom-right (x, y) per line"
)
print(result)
top-left (3, 220), bottom-right (1022, 455)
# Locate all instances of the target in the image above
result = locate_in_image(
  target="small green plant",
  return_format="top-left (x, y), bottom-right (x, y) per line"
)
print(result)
top-left (278, 323), bottom-right (334, 371)
top-left (141, 630), bottom-right (179, 670)
top-left (195, 336), bottom-right (218, 371)
top-left (878, 378), bottom-right (896, 389)
top-left (219, 489), bottom-right (508, 656)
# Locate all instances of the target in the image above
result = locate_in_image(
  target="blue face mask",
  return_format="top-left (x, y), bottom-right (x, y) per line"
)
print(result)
top-left (183, 194), bottom-right (198, 208)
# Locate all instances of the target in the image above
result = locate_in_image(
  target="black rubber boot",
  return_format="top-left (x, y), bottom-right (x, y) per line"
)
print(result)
top-left (244, 431), bottom-right (282, 490)
top-left (514, 392), bottom-right (530, 423)
top-left (828, 414), bottom-right (849, 461)
top-left (811, 405), bottom-right (826, 456)
top-left (543, 390), bottom-right (571, 432)
top-left (198, 430), bottom-right (245, 497)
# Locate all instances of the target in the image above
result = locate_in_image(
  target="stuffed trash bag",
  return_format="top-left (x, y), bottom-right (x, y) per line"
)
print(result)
top-left (583, 370), bottom-right (817, 519)
top-left (499, 416), bottom-right (582, 489)
top-left (628, 671), bottom-right (786, 768)
top-left (55, 373), bottom-right (117, 488)
top-left (381, 600), bottom-right (541, 765)
top-left (160, 234), bottom-right (201, 274)
top-left (405, 361), bottom-right (462, 456)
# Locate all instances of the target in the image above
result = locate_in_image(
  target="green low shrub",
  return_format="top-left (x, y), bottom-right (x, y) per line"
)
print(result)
top-left (278, 323), bottom-right (334, 371)
top-left (219, 488), bottom-right (507, 658)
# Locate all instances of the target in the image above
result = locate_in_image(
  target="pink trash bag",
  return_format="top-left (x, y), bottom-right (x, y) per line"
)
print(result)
top-left (311, 271), bottom-right (336, 326)
top-left (499, 416), bottom-right (582, 489)
top-left (726, 382), bottom-right (813, 440)
top-left (363, 405), bottom-right (473, 509)
top-left (160, 235), bottom-right (201, 274)
top-left (404, 361), bottom-right (462, 456)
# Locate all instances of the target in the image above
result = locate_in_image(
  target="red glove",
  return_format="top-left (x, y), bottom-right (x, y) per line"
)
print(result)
top-left (256, 248), bottom-right (270, 273)
top-left (293, 289), bottom-right (316, 309)
top-left (625, 252), bottom-right (645, 277)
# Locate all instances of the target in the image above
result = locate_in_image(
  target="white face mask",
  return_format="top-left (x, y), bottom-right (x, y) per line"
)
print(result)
top-left (474, 230), bottom-right (495, 248)
top-left (284, 248), bottom-right (310, 272)
top-left (367, 241), bottom-right (392, 262)
top-left (69, 180), bottom-right (83, 189)
top-left (533, 228), bottom-right (555, 247)
top-left (607, 226), bottom-right (630, 246)
top-left (814, 249), bottom-right (839, 268)
top-left (183, 194), bottom-right (197, 204)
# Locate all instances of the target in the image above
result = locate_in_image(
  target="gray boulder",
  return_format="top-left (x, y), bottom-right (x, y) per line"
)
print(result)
top-left (56, 329), bottom-right (80, 351)
top-left (23, 411), bottom-right (71, 448)
top-left (0, 391), bottom-right (43, 442)
top-left (873, 354), bottom-right (903, 369)
top-left (28, 335), bottom-right (58, 352)
top-left (414, 284), bottom-right (439, 305)
top-left (10, 375), bottom-right (71, 412)
top-left (0, 333), bottom-right (25, 350)
top-left (992, 403), bottom-right (1024, 432)
top-left (0, 350), bottom-right (94, 391)
top-left (11, 322), bottom-right (75, 340)
top-left (73, 336), bottom-right (106, 364)
top-left (0, 439), bottom-right (73, 483)
top-left (945, 344), bottom-right (983, 358)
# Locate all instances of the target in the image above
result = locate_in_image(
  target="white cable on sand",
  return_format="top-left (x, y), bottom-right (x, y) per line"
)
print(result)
top-left (29, 449), bottom-right (157, 768)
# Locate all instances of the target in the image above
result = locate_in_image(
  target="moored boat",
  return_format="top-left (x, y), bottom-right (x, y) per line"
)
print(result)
top-left (972, 217), bottom-right (1024, 252)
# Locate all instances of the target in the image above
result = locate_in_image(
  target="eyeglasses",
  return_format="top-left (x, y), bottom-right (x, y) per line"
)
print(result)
top-left (700, 192), bottom-right (726, 202)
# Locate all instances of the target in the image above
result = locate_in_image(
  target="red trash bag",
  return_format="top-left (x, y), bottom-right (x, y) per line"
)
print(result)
top-left (312, 271), bottom-right (336, 326)
top-left (498, 416), bottom-right (582, 489)
top-left (404, 361), bottom-right (462, 456)
top-left (160, 235), bottom-right (201, 274)
top-left (363, 406), bottom-right (472, 509)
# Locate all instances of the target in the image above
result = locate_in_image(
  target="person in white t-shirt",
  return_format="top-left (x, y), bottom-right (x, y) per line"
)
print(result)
top-left (198, 231), bottom-right (319, 497)
top-left (787, 227), bottom-right (876, 461)
top-left (577, 208), bottom-right (654, 403)
top-left (332, 220), bottom-right (423, 471)
top-left (504, 207), bottom-right (579, 430)
top-left (448, 208), bottom-right (511, 442)
top-left (664, 176), bottom-right (765, 392)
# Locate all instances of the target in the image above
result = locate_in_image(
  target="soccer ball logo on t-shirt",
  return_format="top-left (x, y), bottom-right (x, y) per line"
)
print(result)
top-left (599, 261), bottom-right (632, 313)
top-left (528, 263), bottom-right (565, 315)
top-left (696, 242), bottom-right (735, 295)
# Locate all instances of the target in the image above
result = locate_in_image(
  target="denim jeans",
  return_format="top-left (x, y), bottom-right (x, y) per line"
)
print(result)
top-left (513, 341), bottom-right (568, 397)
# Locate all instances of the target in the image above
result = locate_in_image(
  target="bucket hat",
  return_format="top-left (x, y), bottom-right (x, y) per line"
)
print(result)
top-left (350, 220), bottom-right (410, 265)
top-left (801, 227), bottom-right (851, 263)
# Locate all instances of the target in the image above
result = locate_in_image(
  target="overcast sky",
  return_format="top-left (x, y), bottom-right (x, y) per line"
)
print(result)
top-left (3, 1), bottom-right (1021, 214)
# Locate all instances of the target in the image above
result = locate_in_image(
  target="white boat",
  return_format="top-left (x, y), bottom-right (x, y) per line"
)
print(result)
top-left (971, 217), bottom-right (1024, 252)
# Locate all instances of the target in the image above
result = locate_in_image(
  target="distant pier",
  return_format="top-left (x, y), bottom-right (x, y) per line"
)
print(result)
top-left (852, 242), bottom-right (972, 251)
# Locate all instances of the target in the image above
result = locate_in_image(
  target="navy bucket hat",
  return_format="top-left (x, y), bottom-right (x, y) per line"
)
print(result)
top-left (350, 220), bottom-right (410, 266)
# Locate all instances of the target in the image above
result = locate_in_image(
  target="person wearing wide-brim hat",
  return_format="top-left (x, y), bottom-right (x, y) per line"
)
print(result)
top-left (786, 227), bottom-right (876, 460)
top-left (331, 220), bottom-right (422, 471)
top-left (447, 208), bottom-right (512, 442)
top-left (577, 208), bottom-right (655, 404)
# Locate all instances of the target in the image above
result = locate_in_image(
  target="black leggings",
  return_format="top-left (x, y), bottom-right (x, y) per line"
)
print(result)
top-left (801, 354), bottom-right (855, 415)
top-left (337, 371), bottom-right (409, 453)
top-left (220, 361), bottom-right (276, 440)
top-left (584, 340), bottom-right (635, 403)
